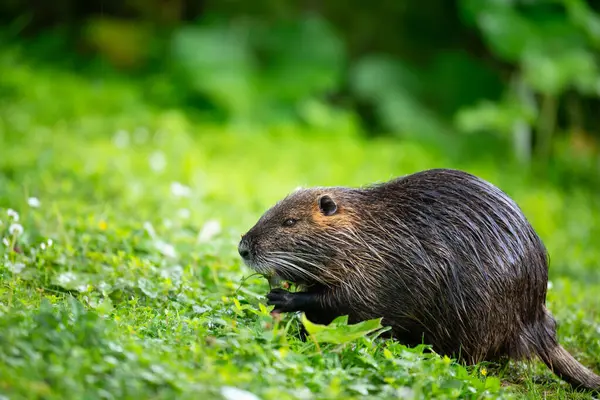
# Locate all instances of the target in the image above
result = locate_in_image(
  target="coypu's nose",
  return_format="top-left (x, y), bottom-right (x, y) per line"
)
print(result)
top-left (238, 238), bottom-right (251, 260)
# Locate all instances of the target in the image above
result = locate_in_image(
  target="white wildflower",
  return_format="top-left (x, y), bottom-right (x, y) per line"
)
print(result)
top-left (9, 223), bottom-right (23, 236)
top-left (144, 221), bottom-right (177, 257)
top-left (160, 265), bottom-right (183, 282)
top-left (177, 208), bottom-right (191, 219)
top-left (7, 209), bottom-right (19, 221)
top-left (197, 219), bottom-right (221, 242)
top-left (220, 387), bottom-right (261, 400)
top-left (103, 355), bottom-right (119, 366)
top-left (143, 221), bottom-right (157, 239)
top-left (27, 197), bottom-right (41, 208)
top-left (396, 387), bottom-right (415, 398)
top-left (192, 305), bottom-right (210, 314)
top-left (170, 182), bottom-right (191, 198)
top-left (8, 262), bottom-right (25, 274)
top-left (133, 127), bottom-right (149, 144)
top-left (40, 242), bottom-right (46, 250)
top-left (107, 342), bottom-right (124, 353)
top-left (98, 282), bottom-right (110, 292)
top-left (77, 284), bottom-right (91, 293)
top-left (149, 151), bottom-right (167, 172)
top-left (56, 272), bottom-right (77, 286)
top-left (47, 238), bottom-right (53, 247)
top-left (2, 238), bottom-right (9, 247)
top-left (113, 129), bottom-right (130, 148)
top-left (155, 240), bottom-right (177, 258)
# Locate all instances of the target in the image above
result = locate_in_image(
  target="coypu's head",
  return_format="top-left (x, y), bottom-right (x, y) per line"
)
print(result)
top-left (238, 187), bottom-right (355, 286)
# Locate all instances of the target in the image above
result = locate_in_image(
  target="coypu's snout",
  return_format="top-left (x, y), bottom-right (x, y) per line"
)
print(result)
top-left (238, 242), bottom-right (250, 260)
top-left (238, 235), bottom-right (252, 262)
top-left (238, 232), bottom-right (268, 275)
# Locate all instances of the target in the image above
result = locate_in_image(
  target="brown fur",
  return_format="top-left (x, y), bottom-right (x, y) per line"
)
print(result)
top-left (310, 199), bottom-right (352, 227)
top-left (238, 168), bottom-right (600, 391)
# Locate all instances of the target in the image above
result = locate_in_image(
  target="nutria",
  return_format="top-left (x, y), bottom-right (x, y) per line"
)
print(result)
top-left (238, 168), bottom-right (600, 391)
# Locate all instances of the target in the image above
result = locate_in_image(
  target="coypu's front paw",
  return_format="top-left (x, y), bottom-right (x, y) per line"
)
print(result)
top-left (266, 288), bottom-right (296, 313)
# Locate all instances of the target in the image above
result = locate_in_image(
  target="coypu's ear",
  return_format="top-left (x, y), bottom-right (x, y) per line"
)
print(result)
top-left (318, 195), bottom-right (338, 216)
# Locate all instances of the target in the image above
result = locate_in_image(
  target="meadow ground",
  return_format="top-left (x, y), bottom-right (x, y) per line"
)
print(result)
top-left (1, 52), bottom-right (599, 400)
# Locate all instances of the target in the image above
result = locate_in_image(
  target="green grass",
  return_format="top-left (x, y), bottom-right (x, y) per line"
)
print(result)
top-left (1, 49), bottom-right (599, 400)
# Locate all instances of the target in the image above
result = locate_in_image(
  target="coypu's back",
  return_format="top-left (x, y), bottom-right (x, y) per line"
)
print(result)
top-left (240, 168), bottom-right (600, 391)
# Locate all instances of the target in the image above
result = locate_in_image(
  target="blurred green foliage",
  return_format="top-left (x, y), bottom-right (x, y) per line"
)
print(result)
top-left (457, 0), bottom-right (600, 163)
top-left (2, 0), bottom-right (600, 172)
top-left (170, 16), bottom-right (346, 124)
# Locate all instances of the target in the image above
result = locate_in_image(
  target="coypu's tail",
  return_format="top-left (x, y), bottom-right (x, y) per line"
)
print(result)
top-left (538, 344), bottom-right (600, 391)
top-left (531, 309), bottom-right (600, 391)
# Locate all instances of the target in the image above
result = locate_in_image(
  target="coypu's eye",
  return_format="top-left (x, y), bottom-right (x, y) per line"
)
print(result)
top-left (283, 218), bottom-right (298, 227)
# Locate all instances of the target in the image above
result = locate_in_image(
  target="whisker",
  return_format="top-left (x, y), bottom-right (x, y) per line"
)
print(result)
top-left (270, 251), bottom-right (329, 272)
top-left (275, 258), bottom-right (329, 285)
top-left (264, 253), bottom-right (333, 286)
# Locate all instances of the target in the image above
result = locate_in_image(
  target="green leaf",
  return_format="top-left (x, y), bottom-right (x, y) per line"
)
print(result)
top-left (565, 0), bottom-right (600, 49)
top-left (301, 313), bottom-right (385, 345)
top-left (255, 16), bottom-right (345, 101)
top-left (455, 99), bottom-right (535, 135)
top-left (349, 55), bottom-right (421, 101)
top-left (172, 23), bottom-right (257, 115)
top-left (476, 7), bottom-right (537, 62)
top-left (522, 48), bottom-right (600, 95)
